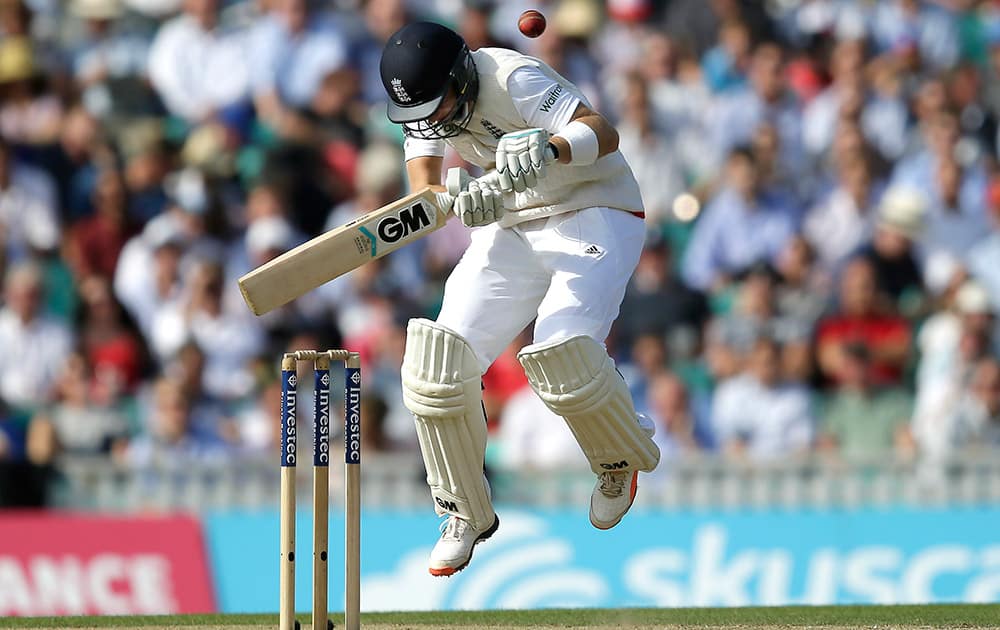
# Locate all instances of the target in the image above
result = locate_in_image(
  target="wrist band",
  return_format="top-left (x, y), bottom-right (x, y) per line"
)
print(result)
top-left (555, 120), bottom-right (600, 165)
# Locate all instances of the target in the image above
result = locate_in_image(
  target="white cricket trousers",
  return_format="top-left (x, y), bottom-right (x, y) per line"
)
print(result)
top-left (436, 206), bottom-right (645, 373)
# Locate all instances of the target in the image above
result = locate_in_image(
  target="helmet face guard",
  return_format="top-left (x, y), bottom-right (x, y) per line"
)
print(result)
top-left (402, 48), bottom-right (478, 140)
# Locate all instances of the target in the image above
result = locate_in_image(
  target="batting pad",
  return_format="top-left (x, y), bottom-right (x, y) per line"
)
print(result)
top-left (402, 318), bottom-right (495, 531)
top-left (518, 335), bottom-right (660, 475)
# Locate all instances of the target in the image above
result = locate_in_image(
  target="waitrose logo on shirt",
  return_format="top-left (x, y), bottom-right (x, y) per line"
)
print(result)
top-left (539, 84), bottom-right (565, 113)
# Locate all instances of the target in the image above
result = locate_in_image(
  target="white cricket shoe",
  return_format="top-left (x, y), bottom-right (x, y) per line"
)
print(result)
top-left (589, 413), bottom-right (658, 530)
top-left (428, 514), bottom-right (500, 576)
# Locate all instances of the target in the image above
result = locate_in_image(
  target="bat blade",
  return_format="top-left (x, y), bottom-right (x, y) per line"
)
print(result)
top-left (238, 188), bottom-right (446, 315)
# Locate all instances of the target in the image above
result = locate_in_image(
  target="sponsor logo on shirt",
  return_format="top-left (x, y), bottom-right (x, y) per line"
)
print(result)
top-left (539, 84), bottom-right (565, 113)
top-left (480, 118), bottom-right (505, 139)
top-left (583, 244), bottom-right (605, 258)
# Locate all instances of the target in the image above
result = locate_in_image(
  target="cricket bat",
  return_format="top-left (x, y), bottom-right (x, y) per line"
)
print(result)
top-left (238, 186), bottom-right (451, 316)
top-left (238, 147), bottom-right (556, 316)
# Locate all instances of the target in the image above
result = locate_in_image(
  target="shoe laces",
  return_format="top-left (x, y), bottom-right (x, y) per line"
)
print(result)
top-left (439, 516), bottom-right (470, 541)
top-left (598, 471), bottom-right (629, 498)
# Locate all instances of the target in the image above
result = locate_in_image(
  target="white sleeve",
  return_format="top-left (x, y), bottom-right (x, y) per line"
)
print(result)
top-left (248, 20), bottom-right (281, 96)
top-left (783, 389), bottom-right (815, 451)
top-left (149, 303), bottom-right (188, 362)
top-left (148, 24), bottom-right (202, 120)
top-left (710, 380), bottom-right (744, 442)
top-left (403, 136), bottom-right (446, 161)
top-left (18, 169), bottom-right (59, 251)
top-left (506, 66), bottom-right (581, 133)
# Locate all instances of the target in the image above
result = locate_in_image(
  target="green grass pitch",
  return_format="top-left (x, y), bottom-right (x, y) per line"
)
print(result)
top-left (5, 605), bottom-right (1000, 628)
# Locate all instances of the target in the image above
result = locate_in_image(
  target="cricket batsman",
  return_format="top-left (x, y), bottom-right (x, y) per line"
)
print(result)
top-left (380, 21), bottom-right (660, 576)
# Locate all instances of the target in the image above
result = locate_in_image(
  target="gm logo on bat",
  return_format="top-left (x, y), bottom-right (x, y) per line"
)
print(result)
top-left (357, 201), bottom-right (435, 257)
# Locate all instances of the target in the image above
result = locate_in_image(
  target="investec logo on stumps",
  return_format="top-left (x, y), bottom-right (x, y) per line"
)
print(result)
top-left (357, 202), bottom-right (434, 257)
top-left (314, 370), bottom-right (330, 467)
top-left (345, 368), bottom-right (361, 464)
top-left (281, 373), bottom-right (297, 466)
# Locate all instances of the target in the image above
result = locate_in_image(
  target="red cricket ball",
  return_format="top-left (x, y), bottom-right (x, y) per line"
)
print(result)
top-left (518, 9), bottom-right (546, 38)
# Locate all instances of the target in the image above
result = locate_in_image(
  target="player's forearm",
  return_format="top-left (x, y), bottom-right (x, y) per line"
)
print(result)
top-left (406, 156), bottom-right (446, 192)
top-left (550, 107), bottom-right (619, 165)
top-left (255, 91), bottom-right (314, 140)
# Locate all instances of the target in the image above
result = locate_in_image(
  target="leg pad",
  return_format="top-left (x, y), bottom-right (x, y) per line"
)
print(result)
top-left (402, 318), bottom-right (495, 531)
top-left (518, 335), bottom-right (660, 475)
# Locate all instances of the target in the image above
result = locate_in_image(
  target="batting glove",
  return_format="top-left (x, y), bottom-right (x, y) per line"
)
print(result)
top-left (446, 167), bottom-right (505, 228)
top-left (495, 128), bottom-right (549, 193)
top-left (455, 179), bottom-right (504, 228)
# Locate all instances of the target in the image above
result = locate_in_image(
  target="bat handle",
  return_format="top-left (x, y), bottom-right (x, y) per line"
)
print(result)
top-left (476, 169), bottom-right (502, 190)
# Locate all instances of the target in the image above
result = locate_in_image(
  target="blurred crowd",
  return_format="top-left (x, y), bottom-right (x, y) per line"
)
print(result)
top-left (2, 0), bottom-right (1000, 505)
